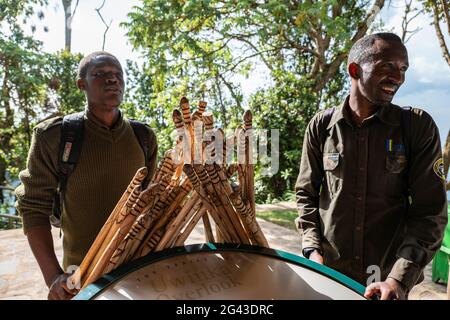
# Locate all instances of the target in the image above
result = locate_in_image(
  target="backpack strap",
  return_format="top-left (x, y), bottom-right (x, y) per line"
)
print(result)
top-left (320, 107), bottom-right (335, 153)
top-left (50, 115), bottom-right (152, 227)
top-left (129, 119), bottom-right (151, 188)
top-left (51, 112), bottom-right (84, 227)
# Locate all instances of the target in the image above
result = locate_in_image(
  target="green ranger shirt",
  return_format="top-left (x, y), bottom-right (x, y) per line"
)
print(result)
top-left (295, 96), bottom-right (447, 291)
top-left (15, 109), bottom-right (158, 269)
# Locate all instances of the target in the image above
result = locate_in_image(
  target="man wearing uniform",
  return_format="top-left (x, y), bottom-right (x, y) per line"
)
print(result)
top-left (295, 33), bottom-right (447, 300)
top-left (15, 52), bottom-right (158, 300)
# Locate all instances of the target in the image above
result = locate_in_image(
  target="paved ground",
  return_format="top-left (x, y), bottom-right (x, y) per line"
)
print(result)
top-left (0, 211), bottom-right (447, 300)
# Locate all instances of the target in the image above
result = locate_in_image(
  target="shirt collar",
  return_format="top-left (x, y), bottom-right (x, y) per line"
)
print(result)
top-left (85, 108), bottom-right (124, 132)
top-left (327, 96), bottom-right (349, 129)
top-left (327, 95), bottom-right (401, 129)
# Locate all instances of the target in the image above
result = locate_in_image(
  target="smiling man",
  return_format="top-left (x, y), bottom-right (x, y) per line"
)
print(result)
top-left (295, 33), bottom-right (447, 300)
top-left (15, 52), bottom-right (158, 300)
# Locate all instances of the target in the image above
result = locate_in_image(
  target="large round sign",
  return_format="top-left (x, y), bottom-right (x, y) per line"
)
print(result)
top-left (74, 243), bottom-right (366, 300)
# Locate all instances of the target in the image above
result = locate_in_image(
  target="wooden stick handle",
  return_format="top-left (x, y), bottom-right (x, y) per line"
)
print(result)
top-left (71, 167), bottom-right (147, 286)
top-left (215, 164), bottom-right (268, 247)
top-left (198, 101), bottom-right (207, 114)
top-left (77, 182), bottom-right (142, 286)
top-left (155, 193), bottom-right (202, 250)
top-left (202, 212), bottom-right (215, 243)
top-left (82, 186), bottom-right (152, 287)
top-left (244, 110), bottom-right (256, 214)
top-left (200, 164), bottom-right (250, 244)
top-left (183, 164), bottom-right (234, 242)
top-left (174, 205), bottom-right (207, 246)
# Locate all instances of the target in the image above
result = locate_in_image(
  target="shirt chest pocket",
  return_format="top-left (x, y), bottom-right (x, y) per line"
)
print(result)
top-left (385, 154), bottom-right (407, 196)
top-left (323, 153), bottom-right (342, 197)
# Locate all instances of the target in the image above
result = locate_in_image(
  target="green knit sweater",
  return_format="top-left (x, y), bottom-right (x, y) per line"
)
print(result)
top-left (15, 109), bottom-right (157, 269)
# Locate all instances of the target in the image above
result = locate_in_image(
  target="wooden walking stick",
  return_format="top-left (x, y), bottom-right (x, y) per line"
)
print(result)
top-left (154, 151), bottom-right (174, 184)
top-left (72, 173), bottom-right (145, 288)
top-left (73, 99), bottom-right (273, 285)
top-left (183, 164), bottom-right (235, 242)
top-left (214, 162), bottom-right (263, 246)
top-left (244, 110), bottom-right (256, 214)
top-left (135, 180), bottom-right (192, 257)
top-left (202, 212), bottom-right (215, 243)
top-left (172, 108), bottom-right (190, 178)
top-left (155, 192), bottom-right (202, 250)
top-left (198, 101), bottom-right (207, 115)
top-left (200, 112), bottom-right (248, 242)
top-left (82, 185), bottom-right (153, 287)
top-left (106, 183), bottom-right (162, 272)
top-left (204, 164), bottom-right (247, 239)
top-left (202, 112), bottom-right (216, 164)
top-left (116, 175), bottom-right (181, 265)
top-left (164, 201), bottom-right (204, 249)
top-left (82, 186), bottom-right (145, 287)
top-left (215, 163), bottom-right (268, 247)
top-left (236, 126), bottom-right (247, 200)
top-left (138, 202), bottom-right (181, 256)
top-left (193, 163), bottom-right (247, 243)
top-left (174, 205), bottom-right (208, 246)
top-left (72, 167), bottom-right (147, 286)
top-left (180, 97), bottom-right (196, 162)
top-left (180, 96), bottom-right (192, 128)
top-left (227, 163), bottom-right (238, 178)
top-left (192, 112), bottom-right (204, 165)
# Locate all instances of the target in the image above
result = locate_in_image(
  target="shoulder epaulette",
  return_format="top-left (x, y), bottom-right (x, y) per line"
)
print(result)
top-left (34, 116), bottom-right (63, 133)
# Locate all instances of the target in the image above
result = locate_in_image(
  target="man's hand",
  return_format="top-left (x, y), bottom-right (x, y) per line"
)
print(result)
top-left (364, 277), bottom-right (407, 300)
top-left (309, 250), bottom-right (324, 265)
top-left (47, 273), bottom-right (78, 300)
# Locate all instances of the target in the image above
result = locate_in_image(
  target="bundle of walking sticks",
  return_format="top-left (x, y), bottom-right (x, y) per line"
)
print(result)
top-left (71, 97), bottom-right (268, 289)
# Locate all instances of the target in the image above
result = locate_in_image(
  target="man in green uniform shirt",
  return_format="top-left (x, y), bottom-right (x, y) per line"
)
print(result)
top-left (15, 52), bottom-right (158, 300)
top-left (295, 33), bottom-right (447, 300)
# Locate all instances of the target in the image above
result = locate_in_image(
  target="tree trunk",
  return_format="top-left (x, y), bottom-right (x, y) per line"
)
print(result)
top-left (311, 0), bottom-right (386, 94)
top-left (430, 0), bottom-right (450, 66)
top-left (62, 0), bottom-right (72, 52)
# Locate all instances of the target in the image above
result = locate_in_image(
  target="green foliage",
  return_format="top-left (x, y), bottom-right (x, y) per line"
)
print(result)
top-left (45, 51), bottom-right (85, 115)
top-left (256, 209), bottom-right (298, 230)
top-left (0, 0), bottom-right (386, 216)
top-left (123, 0), bottom-right (382, 202)
top-left (0, 1), bottom-right (84, 200)
top-left (0, 0), bottom-right (48, 25)
top-left (121, 60), bottom-right (176, 158)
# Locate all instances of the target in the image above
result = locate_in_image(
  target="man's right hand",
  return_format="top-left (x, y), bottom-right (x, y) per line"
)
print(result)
top-left (48, 273), bottom-right (78, 300)
top-left (309, 250), bottom-right (324, 265)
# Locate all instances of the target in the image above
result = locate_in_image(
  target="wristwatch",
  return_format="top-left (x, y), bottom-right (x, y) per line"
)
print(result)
top-left (302, 247), bottom-right (323, 259)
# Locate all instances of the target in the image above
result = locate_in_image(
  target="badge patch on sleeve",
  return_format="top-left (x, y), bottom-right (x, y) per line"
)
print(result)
top-left (433, 158), bottom-right (445, 180)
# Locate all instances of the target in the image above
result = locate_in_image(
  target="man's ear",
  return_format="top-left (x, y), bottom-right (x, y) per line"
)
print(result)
top-left (348, 62), bottom-right (360, 79)
top-left (77, 79), bottom-right (86, 90)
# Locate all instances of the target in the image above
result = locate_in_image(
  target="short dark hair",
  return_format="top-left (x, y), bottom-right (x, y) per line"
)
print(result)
top-left (347, 33), bottom-right (404, 66)
top-left (78, 51), bottom-right (122, 79)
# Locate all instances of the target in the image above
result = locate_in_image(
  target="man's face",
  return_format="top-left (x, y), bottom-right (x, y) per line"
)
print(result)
top-left (355, 39), bottom-right (409, 107)
top-left (78, 55), bottom-right (125, 109)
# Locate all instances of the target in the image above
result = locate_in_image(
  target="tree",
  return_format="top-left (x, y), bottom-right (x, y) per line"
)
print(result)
top-left (421, 0), bottom-right (450, 189)
top-left (1, 0), bottom-right (49, 200)
top-left (122, 0), bottom-right (385, 201)
top-left (62, 0), bottom-right (80, 51)
top-left (0, 0), bottom-right (85, 211)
